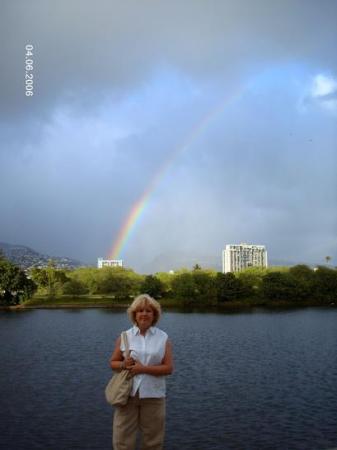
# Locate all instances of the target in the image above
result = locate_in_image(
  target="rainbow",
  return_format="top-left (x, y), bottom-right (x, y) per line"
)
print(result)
top-left (108, 84), bottom-right (248, 260)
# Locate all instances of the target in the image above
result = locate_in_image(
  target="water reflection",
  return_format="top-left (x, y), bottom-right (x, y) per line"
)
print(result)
top-left (0, 308), bottom-right (337, 449)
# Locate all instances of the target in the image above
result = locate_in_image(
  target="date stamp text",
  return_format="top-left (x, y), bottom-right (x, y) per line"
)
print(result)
top-left (25, 44), bottom-right (34, 96)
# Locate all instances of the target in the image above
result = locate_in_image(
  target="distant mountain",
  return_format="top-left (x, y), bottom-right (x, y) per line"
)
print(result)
top-left (141, 252), bottom-right (309, 274)
top-left (268, 258), bottom-right (323, 268)
top-left (268, 258), bottom-right (299, 267)
top-left (141, 251), bottom-right (222, 273)
top-left (0, 242), bottom-right (85, 270)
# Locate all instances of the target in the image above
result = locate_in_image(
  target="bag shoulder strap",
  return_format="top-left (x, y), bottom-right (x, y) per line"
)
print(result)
top-left (121, 331), bottom-right (130, 357)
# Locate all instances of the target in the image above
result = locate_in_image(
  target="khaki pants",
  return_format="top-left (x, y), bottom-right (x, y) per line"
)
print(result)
top-left (113, 394), bottom-right (166, 450)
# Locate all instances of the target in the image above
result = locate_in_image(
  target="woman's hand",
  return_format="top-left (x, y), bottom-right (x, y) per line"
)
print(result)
top-left (127, 360), bottom-right (146, 375)
top-left (124, 356), bottom-right (135, 367)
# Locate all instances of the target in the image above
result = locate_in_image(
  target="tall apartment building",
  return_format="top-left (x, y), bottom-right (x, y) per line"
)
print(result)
top-left (97, 258), bottom-right (123, 269)
top-left (222, 243), bottom-right (267, 273)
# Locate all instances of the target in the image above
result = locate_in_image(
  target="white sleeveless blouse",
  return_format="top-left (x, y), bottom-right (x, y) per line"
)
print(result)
top-left (120, 325), bottom-right (168, 398)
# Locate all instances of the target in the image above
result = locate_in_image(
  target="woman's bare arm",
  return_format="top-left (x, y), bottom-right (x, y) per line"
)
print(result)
top-left (109, 336), bottom-right (134, 371)
top-left (126, 340), bottom-right (174, 376)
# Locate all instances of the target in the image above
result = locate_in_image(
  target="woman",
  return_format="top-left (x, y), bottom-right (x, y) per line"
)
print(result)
top-left (110, 294), bottom-right (173, 450)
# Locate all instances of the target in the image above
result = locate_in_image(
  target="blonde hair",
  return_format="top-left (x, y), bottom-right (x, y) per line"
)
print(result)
top-left (127, 294), bottom-right (161, 326)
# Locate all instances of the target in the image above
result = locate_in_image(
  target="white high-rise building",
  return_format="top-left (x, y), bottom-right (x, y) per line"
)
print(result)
top-left (97, 258), bottom-right (123, 269)
top-left (222, 243), bottom-right (268, 273)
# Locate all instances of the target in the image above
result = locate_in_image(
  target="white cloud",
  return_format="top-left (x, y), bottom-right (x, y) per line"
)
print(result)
top-left (301, 74), bottom-right (337, 114)
top-left (311, 74), bottom-right (337, 97)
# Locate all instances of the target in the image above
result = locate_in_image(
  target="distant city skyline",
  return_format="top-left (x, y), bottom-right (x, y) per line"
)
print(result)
top-left (0, 239), bottom-right (333, 274)
top-left (1, 0), bottom-right (336, 273)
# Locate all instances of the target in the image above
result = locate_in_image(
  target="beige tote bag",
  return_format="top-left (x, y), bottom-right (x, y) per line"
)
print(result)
top-left (105, 331), bottom-right (133, 406)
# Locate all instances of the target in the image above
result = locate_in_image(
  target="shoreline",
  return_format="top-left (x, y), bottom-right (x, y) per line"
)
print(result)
top-left (0, 303), bottom-right (129, 311)
top-left (2, 299), bottom-right (335, 312)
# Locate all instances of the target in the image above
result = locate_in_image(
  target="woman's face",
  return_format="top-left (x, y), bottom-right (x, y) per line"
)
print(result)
top-left (135, 305), bottom-right (154, 329)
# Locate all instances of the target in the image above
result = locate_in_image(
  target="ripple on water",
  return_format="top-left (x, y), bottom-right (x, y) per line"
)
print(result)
top-left (0, 308), bottom-right (337, 449)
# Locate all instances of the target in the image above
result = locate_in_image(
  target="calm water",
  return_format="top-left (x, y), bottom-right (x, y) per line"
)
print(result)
top-left (0, 308), bottom-right (337, 450)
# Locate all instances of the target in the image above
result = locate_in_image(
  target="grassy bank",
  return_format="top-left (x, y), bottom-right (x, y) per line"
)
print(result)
top-left (21, 294), bottom-right (130, 308)
top-left (17, 294), bottom-right (335, 311)
top-left (21, 295), bottom-right (187, 309)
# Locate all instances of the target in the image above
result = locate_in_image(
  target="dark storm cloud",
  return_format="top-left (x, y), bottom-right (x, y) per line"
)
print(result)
top-left (2, 0), bottom-right (337, 121)
top-left (1, 0), bottom-right (337, 269)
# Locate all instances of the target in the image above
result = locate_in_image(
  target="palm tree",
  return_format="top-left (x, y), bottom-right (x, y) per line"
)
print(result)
top-left (325, 256), bottom-right (331, 265)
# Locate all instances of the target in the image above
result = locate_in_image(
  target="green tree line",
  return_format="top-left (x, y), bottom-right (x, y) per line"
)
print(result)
top-left (1, 254), bottom-right (336, 307)
top-left (28, 262), bottom-right (337, 306)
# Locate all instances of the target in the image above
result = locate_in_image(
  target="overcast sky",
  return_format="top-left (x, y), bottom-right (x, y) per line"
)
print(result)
top-left (1, 0), bottom-right (336, 272)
